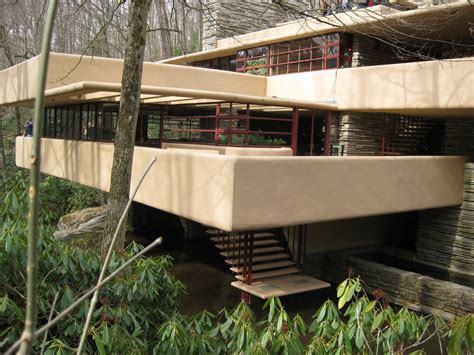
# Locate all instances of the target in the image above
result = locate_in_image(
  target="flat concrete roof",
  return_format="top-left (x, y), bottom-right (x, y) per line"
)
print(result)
top-left (161, 2), bottom-right (474, 65)
top-left (1, 53), bottom-right (472, 117)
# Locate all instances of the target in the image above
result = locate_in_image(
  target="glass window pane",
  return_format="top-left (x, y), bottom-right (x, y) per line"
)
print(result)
top-left (326, 58), bottom-right (338, 68)
top-left (312, 36), bottom-right (324, 46)
top-left (81, 105), bottom-right (88, 140)
top-left (61, 107), bottom-right (68, 139)
top-left (67, 107), bottom-right (74, 139)
top-left (327, 33), bottom-right (339, 44)
top-left (312, 48), bottom-right (324, 58)
top-left (326, 46), bottom-right (339, 56)
top-left (312, 60), bottom-right (323, 70)
top-left (87, 104), bottom-right (96, 140)
top-left (73, 105), bottom-right (81, 140)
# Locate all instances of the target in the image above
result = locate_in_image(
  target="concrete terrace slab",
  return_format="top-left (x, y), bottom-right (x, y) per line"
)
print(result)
top-left (16, 138), bottom-right (465, 231)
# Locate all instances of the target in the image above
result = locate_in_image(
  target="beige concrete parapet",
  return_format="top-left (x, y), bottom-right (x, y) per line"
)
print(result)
top-left (16, 137), bottom-right (465, 231)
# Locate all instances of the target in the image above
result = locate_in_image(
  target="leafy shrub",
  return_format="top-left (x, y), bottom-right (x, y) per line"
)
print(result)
top-left (0, 175), bottom-right (184, 353)
top-left (245, 58), bottom-right (268, 76)
top-left (219, 134), bottom-right (286, 146)
top-left (154, 278), bottom-right (473, 354)
top-left (10, 170), bottom-right (107, 223)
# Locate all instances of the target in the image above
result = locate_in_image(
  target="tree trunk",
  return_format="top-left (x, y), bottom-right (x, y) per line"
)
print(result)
top-left (156, 0), bottom-right (172, 59)
top-left (102, 0), bottom-right (152, 258)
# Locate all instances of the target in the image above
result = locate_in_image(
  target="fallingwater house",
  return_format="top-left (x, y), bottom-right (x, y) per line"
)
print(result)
top-left (1, 0), bottom-right (473, 318)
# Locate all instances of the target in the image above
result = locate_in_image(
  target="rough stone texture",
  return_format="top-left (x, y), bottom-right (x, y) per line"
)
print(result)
top-left (202, 0), bottom-right (317, 51)
top-left (351, 34), bottom-right (400, 67)
top-left (416, 163), bottom-right (474, 287)
top-left (335, 113), bottom-right (443, 157)
top-left (55, 206), bottom-right (107, 243)
top-left (336, 112), bottom-right (385, 156)
top-left (443, 118), bottom-right (474, 162)
top-left (306, 246), bottom-right (474, 319)
top-left (57, 205), bottom-right (107, 231)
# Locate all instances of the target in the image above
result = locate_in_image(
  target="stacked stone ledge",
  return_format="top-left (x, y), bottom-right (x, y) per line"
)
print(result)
top-left (416, 163), bottom-right (474, 287)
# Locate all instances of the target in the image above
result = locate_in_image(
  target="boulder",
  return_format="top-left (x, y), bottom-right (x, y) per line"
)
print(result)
top-left (54, 205), bottom-right (107, 242)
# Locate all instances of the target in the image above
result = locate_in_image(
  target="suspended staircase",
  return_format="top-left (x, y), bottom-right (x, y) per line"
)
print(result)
top-left (207, 229), bottom-right (330, 300)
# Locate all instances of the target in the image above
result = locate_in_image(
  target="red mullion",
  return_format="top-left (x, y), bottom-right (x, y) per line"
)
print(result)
top-left (269, 43), bottom-right (321, 58)
top-left (214, 104), bottom-right (220, 145)
top-left (162, 128), bottom-right (215, 133)
top-left (245, 104), bottom-right (250, 145)
top-left (247, 130), bottom-right (291, 136)
top-left (221, 116), bottom-right (292, 123)
top-left (229, 103), bottom-right (233, 145)
top-left (291, 108), bottom-right (299, 156)
top-left (245, 116), bottom-right (293, 123)
top-left (219, 129), bottom-right (291, 135)
top-left (269, 57), bottom-right (322, 68)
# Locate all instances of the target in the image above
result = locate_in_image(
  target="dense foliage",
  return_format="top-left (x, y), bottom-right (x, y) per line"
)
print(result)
top-left (1, 171), bottom-right (472, 354)
top-left (0, 172), bottom-right (184, 353)
top-left (155, 279), bottom-right (473, 354)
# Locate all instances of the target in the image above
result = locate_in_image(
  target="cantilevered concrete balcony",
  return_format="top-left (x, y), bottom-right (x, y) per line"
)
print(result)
top-left (16, 137), bottom-right (465, 231)
top-left (0, 53), bottom-right (472, 118)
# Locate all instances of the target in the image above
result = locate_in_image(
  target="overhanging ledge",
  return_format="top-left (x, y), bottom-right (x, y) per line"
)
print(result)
top-left (16, 137), bottom-right (465, 231)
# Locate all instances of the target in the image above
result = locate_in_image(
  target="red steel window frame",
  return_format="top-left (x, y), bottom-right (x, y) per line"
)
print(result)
top-left (235, 33), bottom-right (352, 76)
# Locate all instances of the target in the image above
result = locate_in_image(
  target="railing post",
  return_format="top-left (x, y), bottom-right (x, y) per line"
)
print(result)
top-left (291, 107), bottom-right (299, 156)
top-left (214, 103), bottom-right (221, 145)
top-left (245, 104), bottom-right (250, 145)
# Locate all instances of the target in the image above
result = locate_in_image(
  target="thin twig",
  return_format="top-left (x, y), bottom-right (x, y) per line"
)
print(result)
top-left (17, 0), bottom-right (58, 354)
top-left (39, 291), bottom-right (59, 355)
top-left (76, 156), bottom-right (157, 355)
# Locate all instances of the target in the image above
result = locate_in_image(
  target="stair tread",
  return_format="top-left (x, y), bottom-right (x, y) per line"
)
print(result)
top-left (235, 267), bottom-right (300, 281)
top-left (225, 253), bottom-right (290, 265)
top-left (231, 275), bottom-right (331, 299)
top-left (215, 239), bottom-right (279, 250)
top-left (220, 246), bottom-right (284, 257)
top-left (230, 260), bottom-right (295, 273)
top-left (210, 232), bottom-right (275, 241)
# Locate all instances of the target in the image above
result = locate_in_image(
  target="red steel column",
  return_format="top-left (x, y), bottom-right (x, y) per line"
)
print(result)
top-left (291, 107), bottom-right (299, 156)
top-left (214, 103), bottom-right (221, 145)
top-left (324, 111), bottom-right (332, 156)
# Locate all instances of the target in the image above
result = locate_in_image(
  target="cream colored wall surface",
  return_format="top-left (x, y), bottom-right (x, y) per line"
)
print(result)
top-left (161, 143), bottom-right (293, 156)
top-left (0, 53), bottom-right (266, 105)
top-left (0, 56), bottom-right (40, 107)
top-left (161, 143), bottom-right (227, 154)
top-left (16, 138), bottom-right (465, 231)
top-left (16, 137), bottom-right (114, 191)
top-left (2, 54), bottom-right (473, 117)
top-left (224, 147), bottom-right (293, 156)
top-left (231, 155), bottom-right (465, 230)
top-left (16, 137), bottom-right (236, 230)
top-left (266, 58), bottom-right (474, 116)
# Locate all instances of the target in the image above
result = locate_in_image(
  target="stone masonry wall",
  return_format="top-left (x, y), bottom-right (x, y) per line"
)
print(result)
top-left (336, 112), bottom-right (385, 156)
top-left (416, 164), bottom-right (474, 287)
top-left (351, 34), bottom-right (401, 67)
top-left (201, 0), bottom-right (316, 51)
top-left (443, 118), bottom-right (474, 162)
